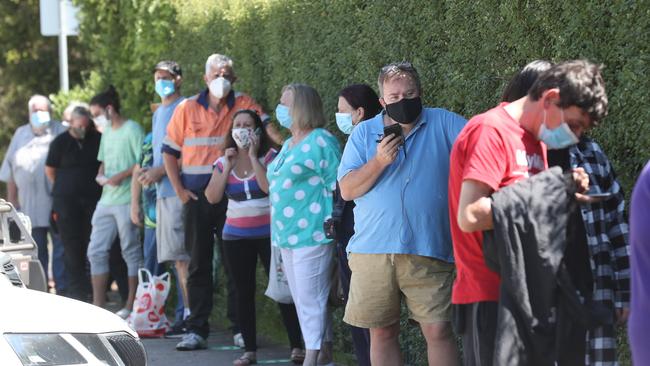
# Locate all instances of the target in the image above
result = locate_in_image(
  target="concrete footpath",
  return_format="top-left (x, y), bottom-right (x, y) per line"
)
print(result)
top-left (142, 330), bottom-right (299, 366)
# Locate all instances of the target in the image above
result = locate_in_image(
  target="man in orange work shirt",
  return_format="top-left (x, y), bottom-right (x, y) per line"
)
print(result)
top-left (163, 53), bottom-right (269, 351)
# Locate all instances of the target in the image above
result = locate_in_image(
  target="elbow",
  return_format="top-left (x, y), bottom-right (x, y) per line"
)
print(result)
top-left (339, 186), bottom-right (353, 201)
top-left (339, 178), bottom-right (355, 201)
top-left (458, 217), bottom-right (476, 233)
top-left (205, 191), bottom-right (218, 205)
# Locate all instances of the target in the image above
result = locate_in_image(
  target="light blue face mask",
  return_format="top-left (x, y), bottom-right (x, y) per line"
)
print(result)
top-left (538, 109), bottom-right (579, 149)
top-left (335, 112), bottom-right (354, 135)
top-left (275, 104), bottom-right (292, 129)
top-left (155, 79), bottom-right (175, 98)
top-left (30, 111), bottom-right (51, 129)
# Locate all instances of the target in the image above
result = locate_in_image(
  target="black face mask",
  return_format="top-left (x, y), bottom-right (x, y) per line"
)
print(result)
top-left (385, 96), bottom-right (422, 124)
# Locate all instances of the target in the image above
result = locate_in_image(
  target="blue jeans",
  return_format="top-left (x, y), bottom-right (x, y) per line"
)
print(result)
top-left (143, 227), bottom-right (164, 276)
top-left (32, 227), bottom-right (49, 284)
top-left (32, 227), bottom-right (66, 292)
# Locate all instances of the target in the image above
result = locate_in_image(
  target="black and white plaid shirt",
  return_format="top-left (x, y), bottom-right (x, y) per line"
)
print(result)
top-left (570, 138), bottom-right (630, 366)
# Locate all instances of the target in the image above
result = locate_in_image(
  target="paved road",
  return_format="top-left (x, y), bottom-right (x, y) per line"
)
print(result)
top-left (143, 331), bottom-right (299, 366)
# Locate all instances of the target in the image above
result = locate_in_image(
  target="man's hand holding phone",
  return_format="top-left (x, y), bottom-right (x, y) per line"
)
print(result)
top-left (376, 126), bottom-right (403, 167)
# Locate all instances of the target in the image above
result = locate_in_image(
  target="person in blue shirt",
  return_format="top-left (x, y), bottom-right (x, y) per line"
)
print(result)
top-left (135, 61), bottom-right (188, 337)
top-left (337, 62), bottom-right (466, 366)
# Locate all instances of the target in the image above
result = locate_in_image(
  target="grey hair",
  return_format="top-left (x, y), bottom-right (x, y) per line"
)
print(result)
top-left (377, 62), bottom-right (422, 98)
top-left (205, 54), bottom-right (234, 76)
top-left (70, 105), bottom-right (93, 120)
top-left (27, 94), bottom-right (52, 114)
top-left (63, 101), bottom-right (89, 121)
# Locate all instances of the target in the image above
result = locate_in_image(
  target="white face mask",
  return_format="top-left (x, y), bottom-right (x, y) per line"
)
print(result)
top-left (94, 114), bottom-right (109, 132)
top-left (232, 128), bottom-right (252, 149)
top-left (209, 77), bottom-right (232, 99)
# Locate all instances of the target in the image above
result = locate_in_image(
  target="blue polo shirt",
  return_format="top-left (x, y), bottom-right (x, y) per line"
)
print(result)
top-left (152, 96), bottom-right (185, 199)
top-left (337, 108), bottom-right (466, 261)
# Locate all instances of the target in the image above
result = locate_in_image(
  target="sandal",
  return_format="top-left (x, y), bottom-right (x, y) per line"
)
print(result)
top-left (290, 348), bottom-right (305, 364)
top-left (233, 352), bottom-right (257, 365)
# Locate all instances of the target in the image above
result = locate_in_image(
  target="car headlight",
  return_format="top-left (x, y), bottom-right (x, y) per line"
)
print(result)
top-left (4, 333), bottom-right (86, 365)
top-left (4, 332), bottom-right (145, 366)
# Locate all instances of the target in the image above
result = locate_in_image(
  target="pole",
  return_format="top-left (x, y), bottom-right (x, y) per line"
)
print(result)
top-left (58, 0), bottom-right (69, 92)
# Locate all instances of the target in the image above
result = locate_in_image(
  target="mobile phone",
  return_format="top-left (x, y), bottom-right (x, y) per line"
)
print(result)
top-left (382, 124), bottom-right (403, 141)
top-left (253, 127), bottom-right (262, 137)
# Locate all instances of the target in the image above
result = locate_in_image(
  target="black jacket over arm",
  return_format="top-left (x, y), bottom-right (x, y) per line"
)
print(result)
top-left (483, 167), bottom-right (609, 366)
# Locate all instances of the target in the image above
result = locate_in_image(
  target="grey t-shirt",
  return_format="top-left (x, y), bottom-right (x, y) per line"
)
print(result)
top-left (0, 122), bottom-right (67, 227)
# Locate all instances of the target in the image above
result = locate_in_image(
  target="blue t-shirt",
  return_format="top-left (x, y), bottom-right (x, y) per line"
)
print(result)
top-left (152, 97), bottom-right (185, 199)
top-left (337, 108), bottom-right (467, 260)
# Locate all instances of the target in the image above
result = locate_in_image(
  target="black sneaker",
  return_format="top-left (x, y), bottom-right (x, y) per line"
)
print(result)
top-left (165, 321), bottom-right (188, 339)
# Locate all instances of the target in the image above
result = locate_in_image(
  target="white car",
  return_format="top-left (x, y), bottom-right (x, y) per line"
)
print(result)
top-left (0, 199), bottom-right (146, 366)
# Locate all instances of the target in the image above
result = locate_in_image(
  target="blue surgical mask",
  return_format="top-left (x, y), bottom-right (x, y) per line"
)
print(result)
top-left (155, 79), bottom-right (175, 98)
top-left (275, 104), bottom-right (292, 129)
top-left (335, 113), bottom-right (354, 134)
top-left (30, 111), bottom-right (51, 129)
top-left (538, 109), bottom-right (579, 149)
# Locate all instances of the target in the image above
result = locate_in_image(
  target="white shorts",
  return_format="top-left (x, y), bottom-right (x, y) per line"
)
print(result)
top-left (156, 196), bottom-right (189, 262)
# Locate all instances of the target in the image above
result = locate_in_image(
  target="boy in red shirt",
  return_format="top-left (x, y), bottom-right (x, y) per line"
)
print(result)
top-left (448, 60), bottom-right (608, 366)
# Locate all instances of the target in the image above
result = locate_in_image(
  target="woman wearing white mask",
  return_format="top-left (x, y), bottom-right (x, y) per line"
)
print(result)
top-left (267, 84), bottom-right (341, 366)
top-left (205, 109), bottom-right (304, 366)
top-left (329, 84), bottom-right (382, 366)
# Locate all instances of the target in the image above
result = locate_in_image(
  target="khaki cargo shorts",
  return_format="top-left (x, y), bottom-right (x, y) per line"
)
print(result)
top-left (156, 196), bottom-right (189, 262)
top-left (344, 253), bottom-right (455, 328)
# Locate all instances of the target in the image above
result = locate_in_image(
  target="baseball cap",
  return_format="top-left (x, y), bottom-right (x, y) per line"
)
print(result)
top-left (154, 60), bottom-right (182, 77)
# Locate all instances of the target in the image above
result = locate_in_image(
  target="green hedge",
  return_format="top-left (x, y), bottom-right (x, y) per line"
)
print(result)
top-left (71, 1), bottom-right (648, 364)
top-left (72, 0), bottom-right (649, 193)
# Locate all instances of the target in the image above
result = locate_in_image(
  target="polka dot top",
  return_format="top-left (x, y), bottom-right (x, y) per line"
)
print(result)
top-left (267, 128), bottom-right (341, 249)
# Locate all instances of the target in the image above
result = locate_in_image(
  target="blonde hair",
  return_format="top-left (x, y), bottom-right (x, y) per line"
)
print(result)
top-left (282, 83), bottom-right (326, 130)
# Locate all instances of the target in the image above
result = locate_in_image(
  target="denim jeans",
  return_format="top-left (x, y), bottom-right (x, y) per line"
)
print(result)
top-left (32, 227), bottom-right (66, 291)
top-left (143, 227), bottom-right (164, 276)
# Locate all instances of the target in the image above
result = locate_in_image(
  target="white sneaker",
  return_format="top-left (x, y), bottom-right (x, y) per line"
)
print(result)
top-left (115, 308), bottom-right (131, 319)
top-left (233, 333), bottom-right (245, 348)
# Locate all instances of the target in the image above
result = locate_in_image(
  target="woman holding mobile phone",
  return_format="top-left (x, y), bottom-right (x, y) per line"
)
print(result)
top-left (205, 109), bottom-right (304, 366)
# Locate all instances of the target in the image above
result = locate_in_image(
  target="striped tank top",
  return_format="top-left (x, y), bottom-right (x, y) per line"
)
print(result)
top-left (215, 149), bottom-right (277, 240)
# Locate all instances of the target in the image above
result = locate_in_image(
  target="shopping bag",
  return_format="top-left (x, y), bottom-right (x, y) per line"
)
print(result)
top-left (265, 244), bottom-right (293, 304)
top-left (127, 268), bottom-right (171, 338)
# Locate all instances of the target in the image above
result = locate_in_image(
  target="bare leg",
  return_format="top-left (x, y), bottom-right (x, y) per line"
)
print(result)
top-left (370, 323), bottom-right (403, 366)
top-left (303, 349), bottom-right (320, 366)
top-left (420, 322), bottom-right (459, 366)
top-left (91, 273), bottom-right (109, 307)
top-left (317, 341), bottom-right (333, 364)
top-left (175, 260), bottom-right (190, 309)
top-left (125, 275), bottom-right (138, 310)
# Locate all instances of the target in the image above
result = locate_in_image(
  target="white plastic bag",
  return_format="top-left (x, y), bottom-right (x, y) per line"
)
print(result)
top-left (265, 244), bottom-right (293, 304)
top-left (127, 268), bottom-right (171, 338)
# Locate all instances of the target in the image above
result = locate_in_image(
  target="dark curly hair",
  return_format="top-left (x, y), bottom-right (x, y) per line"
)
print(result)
top-left (528, 60), bottom-right (608, 125)
top-left (223, 109), bottom-right (277, 157)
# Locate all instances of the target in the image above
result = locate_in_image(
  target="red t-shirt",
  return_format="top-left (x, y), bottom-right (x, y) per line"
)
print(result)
top-left (448, 103), bottom-right (547, 304)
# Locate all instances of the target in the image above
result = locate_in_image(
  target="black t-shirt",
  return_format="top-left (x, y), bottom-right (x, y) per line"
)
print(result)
top-left (46, 129), bottom-right (102, 201)
top-left (547, 148), bottom-right (593, 296)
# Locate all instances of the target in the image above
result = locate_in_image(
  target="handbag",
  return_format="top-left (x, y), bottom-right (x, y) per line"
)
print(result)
top-left (127, 268), bottom-right (171, 338)
top-left (265, 243), bottom-right (293, 304)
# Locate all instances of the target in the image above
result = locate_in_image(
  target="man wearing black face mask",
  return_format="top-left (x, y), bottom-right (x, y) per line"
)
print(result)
top-left (338, 62), bottom-right (467, 366)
